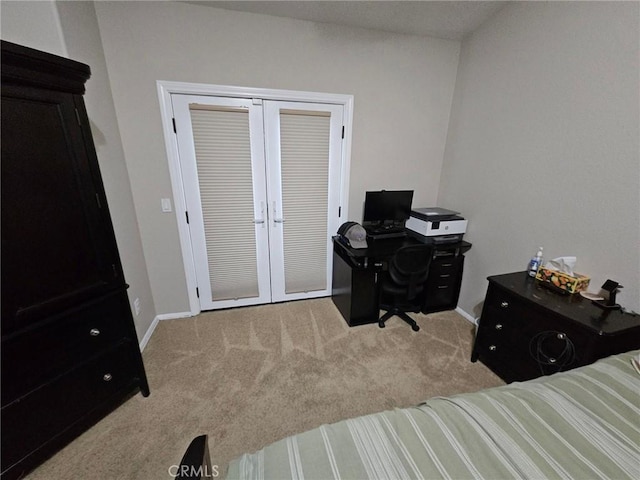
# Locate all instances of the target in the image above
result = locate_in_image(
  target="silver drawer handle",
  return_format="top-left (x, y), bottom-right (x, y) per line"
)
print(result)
top-left (500, 301), bottom-right (509, 308)
top-left (489, 345), bottom-right (497, 351)
top-left (89, 328), bottom-right (101, 336)
top-left (103, 373), bottom-right (113, 382)
top-left (437, 285), bottom-right (449, 289)
top-left (441, 263), bottom-right (453, 267)
top-left (439, 274), bottom-right (451, 278)
top-left (495, 324), bottom-right (503, 330)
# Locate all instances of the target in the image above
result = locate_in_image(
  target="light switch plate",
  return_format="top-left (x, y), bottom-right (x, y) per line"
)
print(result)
top-left (161, 198), bottom-right (172, 212)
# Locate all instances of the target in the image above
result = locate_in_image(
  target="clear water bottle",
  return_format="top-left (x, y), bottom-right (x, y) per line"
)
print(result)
top-left (528, 247), bottom-right (544, 277)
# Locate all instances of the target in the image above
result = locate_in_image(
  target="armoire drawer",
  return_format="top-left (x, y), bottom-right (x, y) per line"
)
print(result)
top-left (1, 293), bottom-right (131, 405)
top-left (1, 342), bottom-right (138, 471)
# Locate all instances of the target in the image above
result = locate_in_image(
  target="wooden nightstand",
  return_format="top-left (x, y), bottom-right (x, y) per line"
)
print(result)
top-left (471, 271), bottom-right (640, 383)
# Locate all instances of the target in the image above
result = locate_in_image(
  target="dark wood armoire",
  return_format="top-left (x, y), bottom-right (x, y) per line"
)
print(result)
top-left (1, 40), bottom-right (149, 480)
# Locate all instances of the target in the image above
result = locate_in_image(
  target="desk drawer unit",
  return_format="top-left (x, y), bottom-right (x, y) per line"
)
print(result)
top-left (423, 255), bottom-right (464, 313)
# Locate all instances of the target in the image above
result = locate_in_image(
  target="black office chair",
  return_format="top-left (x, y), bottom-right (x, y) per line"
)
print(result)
top-left (378, 244), bottom-right (433, 331)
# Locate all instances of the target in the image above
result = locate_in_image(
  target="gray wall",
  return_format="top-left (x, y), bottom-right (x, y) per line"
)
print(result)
top-left (440, 1), bottom-right (640, 315)
top-left (1, 1), bottom-right (157, 341)
top-left (0, 0), bottom-right (66, 56)
top-left (5, 1), bottom-right (636, 331)
top-left (93, 1), bottom-right (461, 315)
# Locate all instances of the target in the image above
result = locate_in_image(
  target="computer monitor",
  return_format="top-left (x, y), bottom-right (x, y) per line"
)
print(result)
top-left (362, 190), bottom-right (414, 227)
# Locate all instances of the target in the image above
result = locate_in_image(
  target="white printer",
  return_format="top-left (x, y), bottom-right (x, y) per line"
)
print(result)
top-left (406, 207), bottom-right (467, 244)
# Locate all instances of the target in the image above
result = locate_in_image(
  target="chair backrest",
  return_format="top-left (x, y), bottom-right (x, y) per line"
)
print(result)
top-left (388, 244), bottom-right (433, 299)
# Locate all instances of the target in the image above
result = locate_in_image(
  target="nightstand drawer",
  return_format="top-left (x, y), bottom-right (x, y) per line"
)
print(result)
top-left (1, 292), bottom-right (132, 405)
top-left (477, 309), bottom-right (512, 339)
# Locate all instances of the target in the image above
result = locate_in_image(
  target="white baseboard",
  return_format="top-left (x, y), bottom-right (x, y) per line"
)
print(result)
top-left (139, 315), bottom-right (159, 352)
top-left (139, 311), bottom-right (193, 351)
top-left (156, 311), bottom-right (193, 321)
top-left (455, 307), bottom-right (478, 326)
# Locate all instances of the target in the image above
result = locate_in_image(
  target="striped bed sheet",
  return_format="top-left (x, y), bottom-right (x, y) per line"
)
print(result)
top-left (227, 350), bottom-right (640, 479)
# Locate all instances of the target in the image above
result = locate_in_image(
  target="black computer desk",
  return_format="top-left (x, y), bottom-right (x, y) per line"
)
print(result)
top-left (331, 234), bottom-right (471, 327)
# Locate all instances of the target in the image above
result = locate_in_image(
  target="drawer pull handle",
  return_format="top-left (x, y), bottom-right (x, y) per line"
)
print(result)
top-left (89, 328), bottom-right (101, 337)
top-left (103, 373), bottom-right (113, 382)
top-left (440, 274), bottom-right (451, 278)
top-left (489, 345), bottom-right (497, 351)
top-left (441, 263), bottom-right (453, 267)
top-left (437, 285), bottom-right (449, 289)
top-left (495, 324), bottom-right (503, 330)
top-left (500, 301), bottom-right (509, 308)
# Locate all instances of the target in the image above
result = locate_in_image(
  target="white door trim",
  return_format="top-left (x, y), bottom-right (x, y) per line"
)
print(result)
top-left (157, 81), bottom-right (353, 316)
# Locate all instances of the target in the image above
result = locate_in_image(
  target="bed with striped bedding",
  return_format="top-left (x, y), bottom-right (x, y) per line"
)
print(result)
top-left (227, 350), bottom-right (639, 479)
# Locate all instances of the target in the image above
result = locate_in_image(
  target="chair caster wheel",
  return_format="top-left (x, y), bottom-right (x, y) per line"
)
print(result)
top-left (378, 322), bottom-right (385, 328)
top-left (412, 324), bottom-right (420, 332)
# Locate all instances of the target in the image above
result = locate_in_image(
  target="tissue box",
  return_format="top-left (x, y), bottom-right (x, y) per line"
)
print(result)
top-left (535, 267), bottom-right (590, 294)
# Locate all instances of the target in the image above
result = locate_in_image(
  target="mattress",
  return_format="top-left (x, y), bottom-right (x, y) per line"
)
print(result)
top-left (227, 350), bottom-right (640, 479)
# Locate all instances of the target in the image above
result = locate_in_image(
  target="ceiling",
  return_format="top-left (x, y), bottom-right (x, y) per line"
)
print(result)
top-left (191, 1), bottom-right (509, 40)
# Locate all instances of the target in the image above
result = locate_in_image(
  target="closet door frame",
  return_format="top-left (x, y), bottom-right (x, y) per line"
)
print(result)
top-left (157, 81), bottom-right (353, 316)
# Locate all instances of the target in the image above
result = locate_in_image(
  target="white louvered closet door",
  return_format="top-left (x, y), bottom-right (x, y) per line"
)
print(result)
top-left (172, 95), bottom-right (272, 310)
top-left (264, 101), bottom-right (344, 302)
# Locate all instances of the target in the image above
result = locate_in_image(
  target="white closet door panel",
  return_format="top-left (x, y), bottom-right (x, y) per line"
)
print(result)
top-left (172, 95), bottom-right (271, 310)
top-left (265, 101), bottom-right (344, 302)
top-left (190, 108), bottom-right (258, 300)
top-left (280, 112), bottom-right (330, 293)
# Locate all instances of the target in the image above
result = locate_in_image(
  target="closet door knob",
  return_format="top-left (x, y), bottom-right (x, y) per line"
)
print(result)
top-left (273, 202), bottom-right (285, 224)
top-left (495, 324), bottom-right (503, 330)
top-left (489, 345), bottom-right (497, 351)
top-left (500, 301), bottom-right (509, 308)
top-left (89, 328), bottom-right (101, 336)
top-left (103, 373), bottom-right (113, 382)
top-left (254, 201), bottom-right (265, 225)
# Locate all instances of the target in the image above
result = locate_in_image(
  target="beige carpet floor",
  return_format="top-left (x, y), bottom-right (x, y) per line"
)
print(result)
top-left (26, 298), bottom-right (503, 479)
